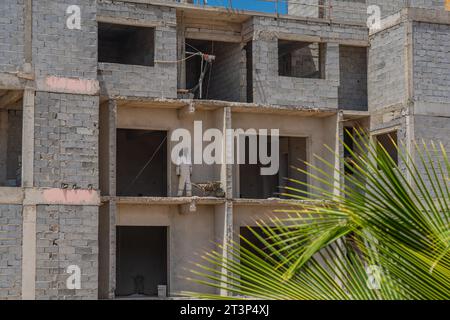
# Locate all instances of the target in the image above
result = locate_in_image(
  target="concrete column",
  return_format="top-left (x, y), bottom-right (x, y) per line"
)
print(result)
top-left (216, 106), bottom-right (234, 296)
top-left (333, 112), bottom-right (344, 198)
top-left (223, 107), bottom-right (233, 199)
top-left (21, 205), bottom-right (36, 300)
top-left (109, 100), bottom-right (117, 196)
top-left (99, 100), bottom-right (117, 299)
top-left (21, 88), bottom-right (34, 188)
top-left (177, 13), bottom-right (186, 90)
top-left (99, 100), bottom-right (117, 196)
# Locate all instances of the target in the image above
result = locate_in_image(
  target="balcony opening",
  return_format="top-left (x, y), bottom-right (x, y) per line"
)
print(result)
top-left (375, 131), bottom-right (398, 167)
top-left (278, 40), bottom-right (324, 79)
top-left (184, 39), bottom-right (245, 102)
top-left (98, 22), bottom-right (155, 67)
top-left (239, 136), bottom-right (307, 199)
top-left (116, 226), bottom-right (168, 297)
top-left (339, 45), bottom-right (368, 110)
top-left (116, 129), bottom-right (167, 197)
top-left (0, 90), bottom-right (23, 187)
top-left (239, 226), bottom-right (282, 283)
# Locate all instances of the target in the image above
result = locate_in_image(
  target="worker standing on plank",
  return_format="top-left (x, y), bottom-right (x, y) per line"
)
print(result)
top-left (176, 147), bottom-right (193, 197)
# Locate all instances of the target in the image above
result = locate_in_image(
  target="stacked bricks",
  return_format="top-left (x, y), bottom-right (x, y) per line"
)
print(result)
top-left (0, 205), bottom-right (22, 300)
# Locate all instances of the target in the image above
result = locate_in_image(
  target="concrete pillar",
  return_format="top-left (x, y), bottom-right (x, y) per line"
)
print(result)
top-left (177, 13), bottom-right (186, 90)
top-left (21, 88), bottom-right (34, 188)
top-left (21, 205), bottom-right (36, 300)
top-left (333, 112), bottom-right (344, 198)
top-left (99, 99), bottom-right (117, 299)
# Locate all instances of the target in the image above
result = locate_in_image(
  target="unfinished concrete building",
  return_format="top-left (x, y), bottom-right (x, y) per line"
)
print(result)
top-left (0, 0), bottom-right (449, 299)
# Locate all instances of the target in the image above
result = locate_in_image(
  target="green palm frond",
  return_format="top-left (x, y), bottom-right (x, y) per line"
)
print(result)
top-left (186, 130), bottom-right (450, 300)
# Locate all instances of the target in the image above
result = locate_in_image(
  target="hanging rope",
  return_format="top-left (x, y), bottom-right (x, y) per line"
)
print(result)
top-left (154, 53), bottom-right (197, 64)
top-left (124, 136), bottom-right (168, 194)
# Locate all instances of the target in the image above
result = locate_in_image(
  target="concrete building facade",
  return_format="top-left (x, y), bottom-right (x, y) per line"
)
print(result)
top-left (0, 0), bottom-right (449, 299)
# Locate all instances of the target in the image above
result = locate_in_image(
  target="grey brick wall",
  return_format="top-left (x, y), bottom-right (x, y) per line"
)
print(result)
top-left (32, 0), bottom-right (97, 79)
top-left (367, 0), bottom-right (407, 18)
top-left (409, 0), bottom-right (446, 10)
top-left (253, 37), bottom-right (339, 108)
top-left (207, 42), bottom-right (246, 102)
top-left (413, 22), bottom-right (450, 104)
top-left (0, 205), bottom-right (22, 300)
top-left (368, 0), bottom-right (444, 19)
top-left (413, 114), bottom-right (450, 195)
top-left (368, 23), bottom-right (407, 110)
top-left (329, 0), bottom-right (368, 24)
top-left (339, 45), bottom-right (368, 110)
top-left (97, 2), bottom-right (177, 99)
top-left (250, 16), bottom-right (367, 108)
top-left (0, 0), bottom-right (25, 73)
top-left (288, 0), bottom-right (319, 18)
top-left (34, 92), bottom-right (99, 189)
top-left (35, 205), bottom-right (98, 300)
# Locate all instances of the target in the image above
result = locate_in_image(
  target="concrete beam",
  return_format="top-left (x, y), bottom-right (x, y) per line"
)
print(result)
top-left (177, 102), bottom-right (195, 119)
top-left (0, 187), bottom-right (101, 206)
top-left (23, 188), bottom-right (101, 206)
top-left (179, 201), bottom-right (197, 214)
top-left (36, 76), bottom-right (100, 95)
top-left (0, 187), bottom-right (23, 204)
top-left (0, 73), bottom-right (26, 90)
top-left (0, 90), bottom-right (23, 109)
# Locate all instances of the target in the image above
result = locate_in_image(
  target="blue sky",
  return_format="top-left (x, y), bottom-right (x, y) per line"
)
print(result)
top-left (192, 0), bottom-right (288, 14)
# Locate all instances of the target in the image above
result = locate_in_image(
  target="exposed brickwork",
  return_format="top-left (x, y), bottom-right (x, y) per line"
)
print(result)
top-left (32, 0), bottom-right (97, 79)
top-left (208, 43), bottom-right (246, 102)
top-left (368, 23), bottom-right (407, 110)
top-left (0, 0), bottom-right (449, 301)
top-left (35, 205), bottom-right (98, 300)
top-left (413, 22), bottom-right (450, 104)
top-left (34, 92), bottom-right (99, 189)
top-left (0, 205), bottom-right (22, 300)
top-left (0, 0), bottom-right (25, 73)
top-left (339, 45), bottom-right (368, 110)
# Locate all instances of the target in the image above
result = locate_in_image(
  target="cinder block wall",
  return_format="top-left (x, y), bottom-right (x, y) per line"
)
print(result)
top-left (0, 205), bottom-right (22, 300)
top-left (368, 0), bottom-right (445, 18)
top-left (367, 0), bottom-right (407, 18)
top-left (368, 23), bottom-right (407, 111)
top-left (97, 2), bottom-right (177, 99)
top-left (331, 0), bottom-right (368, 24)
top-left (413, 22), bottom-right (450, 105)
top-left (288, 0), bottom-right (319, 18)
top-left (250, 16), bottom-right (367, 108)
top-left (35, 205), bottom-right (98, 300)
top-left (32, 0), bottom-right (97, 80)
top-left (0, 0), bottom-right (25, 73)
top-left (412, 21), bottom-right (450, 187)
top-left (34, 93), bottom-right (98, 189)
top-left (339, 45), bottom-right (368, 110)
top-left (207, 42), bottom-right (246, 102)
